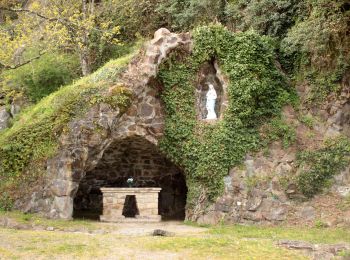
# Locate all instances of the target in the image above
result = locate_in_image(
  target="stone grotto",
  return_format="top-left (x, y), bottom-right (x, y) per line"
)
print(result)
top-left (16, 28), bottom-right (194, 221)
top-left (9, 27), bottom-right (350, 227)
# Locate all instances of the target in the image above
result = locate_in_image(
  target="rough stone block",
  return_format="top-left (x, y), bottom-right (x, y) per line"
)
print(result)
top-left (0, 107), bottom-right (10, 130)
top-left (52, 196), bottom-right (73, 219)
top-left (50, 179), bottom-right (78, 197)
top-left (112, 203), bottom-right (124, 210)
top-left (151, 209), bottom-right (159, 215)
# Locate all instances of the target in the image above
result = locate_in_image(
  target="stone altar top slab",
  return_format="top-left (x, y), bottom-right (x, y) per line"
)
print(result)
top-left (100, 188), bottom-right (161, 194)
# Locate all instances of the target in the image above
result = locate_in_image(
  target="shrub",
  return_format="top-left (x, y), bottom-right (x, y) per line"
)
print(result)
top-left (1, 52), bottom-right (81, 103)
top-left (314, 219), bottom-right (328, 228)
top-left (296, 136), bottom-right (350, 198)
top-left (282, 0), bottom-right (350, 70)
top-left (157, 0), bottom-right (226, 32)
top-left (225, 0), bottom-right (306, 38)
top-left (260, 117), bottom-right (296, 148)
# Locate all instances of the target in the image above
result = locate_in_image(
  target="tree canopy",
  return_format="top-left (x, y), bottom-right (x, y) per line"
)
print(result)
top-left (0, 0), bottom-right (349, 104)
top-left (0, 0), bottom-right (121, 75)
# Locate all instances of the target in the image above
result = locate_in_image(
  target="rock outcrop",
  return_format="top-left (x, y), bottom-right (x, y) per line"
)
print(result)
top-left (0, 95), bottom-right (26, 131)
top-left (277, 240), bottom-right (350, 260)
top-left (0, 107), bottom-right (10, 130)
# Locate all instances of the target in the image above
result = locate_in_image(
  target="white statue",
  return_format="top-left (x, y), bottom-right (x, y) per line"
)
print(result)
top-left (205, 83), bottom-right (217, 119)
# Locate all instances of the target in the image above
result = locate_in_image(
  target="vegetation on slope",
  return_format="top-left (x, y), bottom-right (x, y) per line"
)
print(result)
top-left (1, 52), bottom-right (81, 103)
top-left (1, 0), bottom-right (349, 105)
top-left (0, 54), bottom-right (134, 210)
top-left (296, 137), bottom-right (350, 198)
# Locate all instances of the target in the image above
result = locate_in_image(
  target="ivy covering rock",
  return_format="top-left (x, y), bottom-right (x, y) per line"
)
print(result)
top-left (157, 25), bottom-right (290, 214)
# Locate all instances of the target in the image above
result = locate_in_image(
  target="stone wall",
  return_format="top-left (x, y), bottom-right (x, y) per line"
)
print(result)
top-left (0, 107), bottom-right (10, 131)
top-left (0, 95), bottom-right (26, 131)
top-left (199, 150), bottom-right (350, 227)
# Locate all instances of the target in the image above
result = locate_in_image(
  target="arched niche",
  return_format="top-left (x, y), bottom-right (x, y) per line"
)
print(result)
top-left (196, 60), bottom-right (228, 121)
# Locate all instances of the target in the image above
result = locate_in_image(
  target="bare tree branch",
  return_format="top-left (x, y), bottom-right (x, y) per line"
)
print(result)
top-left (0, 7), bottom-right (113, 33)
top-left (0, 50), bottom-right (47, 70)
top-left (0, 7), bottom-right (57, 22)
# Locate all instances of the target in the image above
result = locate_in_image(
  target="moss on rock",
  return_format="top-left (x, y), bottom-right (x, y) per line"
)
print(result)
top-left (0, 54), bottom-right (134, 210)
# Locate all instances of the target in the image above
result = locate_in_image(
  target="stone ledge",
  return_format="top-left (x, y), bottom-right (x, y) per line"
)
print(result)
top-left (101, 188), bottom-right (162, 194)
top-left (100, 215), bottom-right (161, 223)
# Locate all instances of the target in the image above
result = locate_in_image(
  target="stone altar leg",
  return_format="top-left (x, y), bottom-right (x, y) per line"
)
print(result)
top-left (100, 193), bottom-right (126, 222)
top-left (135, 193), bottom-right (161, 221)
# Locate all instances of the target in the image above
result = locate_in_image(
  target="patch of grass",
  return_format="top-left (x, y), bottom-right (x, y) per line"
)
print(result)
top-left (0, 247), bottom-right (16, 259)
top-left (245, 175), bottom-right (273, 192)
top-left (48, 243), bottom-right (88, 254)
top-left (141, 236), bottom-right (306, 259)
top-left (298, 114), bottom-right (315, 128)
top-left (261, 117), bottom-right (297, 148)
top-left (0, 210), bottom-right (105, 231)
top-left (305, 130), bottom-right (315, 139)
top-left (141, 223), bottom-right (350, 259)
top-left (183, 220), bottom-right (210, 228)
top-left (338, 249), bottom-right (350, 257)
top-left (337, 195), bottom-right (350, 211)
top-left (314, 219), bottom-right (328, 229)
top-left (0, 228), bottom-right (111, 259)
top-left (209, 224), bottom-right (350, 244)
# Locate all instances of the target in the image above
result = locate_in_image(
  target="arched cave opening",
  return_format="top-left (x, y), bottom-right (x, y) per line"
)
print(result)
top-left (73, 136), bottom-right (187, 221)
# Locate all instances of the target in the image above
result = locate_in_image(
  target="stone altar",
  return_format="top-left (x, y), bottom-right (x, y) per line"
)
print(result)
top-left (100, 187), bottom-right (162, 222)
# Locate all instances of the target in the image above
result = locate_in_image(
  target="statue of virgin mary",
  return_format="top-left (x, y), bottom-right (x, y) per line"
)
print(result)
top-left (206, 83), bottom-right (217, 119)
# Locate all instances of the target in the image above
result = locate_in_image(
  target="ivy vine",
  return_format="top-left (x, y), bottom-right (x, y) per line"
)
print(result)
top-left (157, 25), bottom-right (290, 213)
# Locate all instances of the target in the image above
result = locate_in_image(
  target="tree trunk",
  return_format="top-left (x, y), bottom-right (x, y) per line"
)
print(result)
top-left (79, 49), bottom-right (91, 76)
top-left (218, 0), bottom-right (228, 24)
top-left (80, 0), bottom-right (91, 76)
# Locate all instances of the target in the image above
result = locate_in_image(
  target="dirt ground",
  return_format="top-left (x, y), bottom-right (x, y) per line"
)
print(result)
top-left (0, 215), bottom-right (349, 260)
